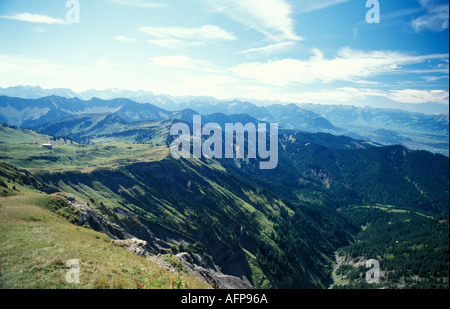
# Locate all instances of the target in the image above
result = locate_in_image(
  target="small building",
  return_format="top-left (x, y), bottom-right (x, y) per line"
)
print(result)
top-left (42, 143), bottom-right (53, 149)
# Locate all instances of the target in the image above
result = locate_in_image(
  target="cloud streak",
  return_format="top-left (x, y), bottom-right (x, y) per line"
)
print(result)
top-left (411, 0), bottom-right (449, 32)
top-left (297, 0), bottom-right (350, 13)
top-left (1, 13), bottom-right (65, 24)
top-left (148, 55), bottom-right (223, 73)
top-left (114, 35), bottom-right (137, 43)
top-left (140, 25), bottom-right (237, 49)
top-left (236, 41), bottom-right (295, 56)
top-left (231, 48), bottom-right (449, 86)
top-left (206, 0), bottom-right (302, 41)
top-left (284, 88), bottom-right (449, 105)
top-left (109, 0), bottom-right (167, 8)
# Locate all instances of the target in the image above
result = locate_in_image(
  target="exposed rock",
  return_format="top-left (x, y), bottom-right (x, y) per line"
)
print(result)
top-left (310, 168), bottom-right (331, 189)
top-left (112, 238), bottom-right (151, 258)
top-left (64, 194), bottom-right (158, 256)
top-left (64, 194), bottom-right (254, 289)
top-left (176, 252), bottom-right (253, 289)
top-left (65, 195), bottom-right (129, 240)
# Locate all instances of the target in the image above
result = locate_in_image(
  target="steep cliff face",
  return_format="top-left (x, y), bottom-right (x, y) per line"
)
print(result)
top-left (63, 193), bottom-right (252, 289)
top-left (35, 159), bottom-right (272, 288)
top-left (0, 162), bottom-right (211, 289)
top-left (35, 156), bottom-right (354, 289)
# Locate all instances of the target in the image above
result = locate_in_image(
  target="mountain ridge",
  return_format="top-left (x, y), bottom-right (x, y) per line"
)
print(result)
top-left (0, 86), bottom-right (449, 156)
top-left (2, 85), bottom-right (448, 155)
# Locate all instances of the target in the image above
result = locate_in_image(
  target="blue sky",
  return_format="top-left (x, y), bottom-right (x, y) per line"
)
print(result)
top-left (0, 0), bottom-right (448, 113)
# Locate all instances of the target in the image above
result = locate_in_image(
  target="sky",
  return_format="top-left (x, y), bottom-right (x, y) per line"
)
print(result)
top-left (0, 0), bottom-right (448, 113)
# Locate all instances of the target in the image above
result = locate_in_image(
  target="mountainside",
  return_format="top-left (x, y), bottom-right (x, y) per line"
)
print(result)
top-left (259, 136), bottom-right (449, 214)
top-left (1, 120), bottom-right (448, 289)
top-left (0, 94), bottom-right (338, 134)
top-left (299, 104), bottom-right (449, 134)
top-left (0, 162), bottom-right (209, 289)
top-left (0, 122), bottom-right (59, 145)
top-left (36, 115), bottom-right (173, 145)
top-left (1, 89), bottom-right (448, 156)
top-left (299, 103), bottom-right (449, 156)
top-left (173, 99), bottom-right (338, 133)
top-left (0, 85), bottom-right (78, 99)
top-left (263, 104), bottom-right (337, 131)
top-left (36, 113), bottom-right (128, 141)
top-left (0, 95), bottom-right (174, 128)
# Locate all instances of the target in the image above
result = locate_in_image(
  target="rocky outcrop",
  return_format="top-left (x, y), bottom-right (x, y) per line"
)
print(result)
top-left (64, 194), bottom-right (159, 256)
top-left (64, 194), bottom-right (253, 289)
top-left (112, 238), bottom-right (152, 258)
top-left (176, 252), bottom-right (253, 289)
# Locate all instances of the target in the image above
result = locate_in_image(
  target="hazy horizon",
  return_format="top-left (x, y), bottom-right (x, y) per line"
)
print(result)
top-left (0, 0), bottom-right (449, 114)
top-left (1, 84), bottom-right (449, 116)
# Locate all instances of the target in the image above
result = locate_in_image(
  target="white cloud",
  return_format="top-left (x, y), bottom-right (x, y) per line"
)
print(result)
top-left (206, 0), bottom-right (302, 41)
top-left (297, 0), bottom-right (350, 13)
top-left (284, 87), bottom-right (385, 104)
top-left (0, 54), bottom-right (141, 92)
top-left (140, 25), bottom-right (237, 41)
top-left (231, 47), bottom-right (449, 86)
top-left (1, 13), bottom-right (65, 24)
top-left (381, 7), bottom-right (425, 21)
top-left (354, 80), bottom-right (381, 85)
top-left (2, 53), bottom-right (448, 107)
top-left (388, 89), bottom-right (449, 104)
top-left (109, 0), bottom-right (167, 8)
top-left (236, 41), bottom-right (295, 55)
top-left (140, 25), bottom-right (237, 48)
top-left (421, 75), bottom-right (449, 82)
top-left (411, 0), bottom-right (449, 32)
top-left (148, 55), bottom-right (223, 73)
top-left (147, 39), bottom-right (205, 49)
top-left (114, 35), bottom-right (137, 43)
top-left (283, 87), bottom-right (449, 106)
top-left (95, 59), bottom-right (121, 68)
top-left (149, 55), bottom-right (194, 69)
top-left (0, 54), bottom-right (66, 76)
top-left (31, 27), bottom-right (47, 33)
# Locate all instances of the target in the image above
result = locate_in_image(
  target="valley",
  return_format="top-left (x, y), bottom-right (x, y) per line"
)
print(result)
top-left (1, 105), bottom-right (448, 289)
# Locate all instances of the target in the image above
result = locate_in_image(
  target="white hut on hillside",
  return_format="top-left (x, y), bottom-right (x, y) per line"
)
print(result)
top-left (42, 143), bottom-right (53, 149)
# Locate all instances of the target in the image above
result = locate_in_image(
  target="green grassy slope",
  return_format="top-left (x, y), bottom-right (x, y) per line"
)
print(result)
top-left (1, 123), bottom-right (448, 289)
top-left (0, 163), bottom-right (209, 289)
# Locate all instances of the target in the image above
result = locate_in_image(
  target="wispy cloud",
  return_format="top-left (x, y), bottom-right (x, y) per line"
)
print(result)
top-left (114, 35), bottom-right (137, 43)
top-left (382, 7), bottom-right (425, 21)
top-left (147, 39), bottom-right (205, 50)
top-left (389, 89), bottom-right (449, 104)
top-left (236, 41), bottom-right (295, 56)
top-left (1, 12), bottom-right (65, 24)
top-left (285, 87), bottom-right (449, 105)
top-left (206, 0), bottom-right (302, 41)
top-left (421, 75), bottom-right (449, 82)
top-left (231, 47), bottom-right (449, 86)
top-left (109, 0), bottom-right (167, 8)
top-left (0, 54), bottom-right (144, 92)
top-left (148, 55), bottom-right (223, 73)
top-left (140, 25), bottom-right (237, 49)
top-left (411, 0), bottom-right (449, 32)
top-left (297, 0), bottom-right (350, 13)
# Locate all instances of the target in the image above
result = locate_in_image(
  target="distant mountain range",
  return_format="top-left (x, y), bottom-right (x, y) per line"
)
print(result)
top-left (0, 94), bottom-right (336, 133)
top-left (1, 85), bottom-right (448, 156)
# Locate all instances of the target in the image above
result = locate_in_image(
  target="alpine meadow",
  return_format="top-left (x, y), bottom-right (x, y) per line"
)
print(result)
top-left (0, 0), bottom-right (448, 295)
